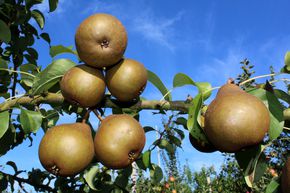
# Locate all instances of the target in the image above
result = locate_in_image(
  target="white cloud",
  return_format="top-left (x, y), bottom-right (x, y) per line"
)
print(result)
top-left (132, 11), bottom-right (185, 52)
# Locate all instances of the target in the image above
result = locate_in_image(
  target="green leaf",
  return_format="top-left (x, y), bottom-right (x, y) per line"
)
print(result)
top-left (0, 126), bottom-right (16, 156)
top-left (187, 94), bottom-right (203, 132)
top-left (0, 111), bottom-right (9, 138)
top-left (0, 20), bottom-right (11, 43)
top-left (274, 89), bottom-right (290, 104)
top-left (19, 109), bottom-right (42, 134)
top-left (114, 166), bottom-right (132, 190)
top-left (248, 88), bottom-right (284, 140)
top-left (84, 165), bottom-right (99, 190)
top-left (32, 58), bottom-right (76, 95)
top-left (168, 135), bottom-right (182, 147)
top-left (50, 45), bottom-right (78, 58)
top-left (253, 154), bottom-right (268, 183)
top-left (150, 164), bottom-right (163, 184)
top-left (31, 9), bottom-right (45, 29)
top-left (142, 150), bottom-right (151, 169)
top-left (25, 0), bottom-right (43, 9)
top-left (157, 139), bottom-right (174, 154)
top-left (0, 173), bottom-right (8, 191)
top-left (173, 128), bottom-right (185, 140)
top-left (147, 70), bottom-right (172, 101)
top-left (0, 111), bottom-right (9, 139)
top-left (174, 117), bottom-right (188, 130)
top-left (143, 126), bottom-right (155, 133)
top-left (235, 145), bottom-right (264, 188)
top-left (20, 64), bottom-right (38, 87)
top-left (284, 51), bottom-right (290, 69)
top-left (40, 33), bottom-right (51, 45)
top-left (265, 179), bottom-right (280, 193)
top-left (49, 0), bottom-right (58, 12)
top-left (173, 73), bottom-right (212, 100)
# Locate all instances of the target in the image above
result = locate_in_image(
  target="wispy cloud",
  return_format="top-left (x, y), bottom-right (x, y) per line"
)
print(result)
top-left (132, 11), bottom-right (185, 52)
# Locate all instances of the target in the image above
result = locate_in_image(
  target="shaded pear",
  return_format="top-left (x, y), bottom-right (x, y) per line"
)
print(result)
top-left (60, 64), bottom-right (106, 107)
top-left (105, 58), bottom-right (147, 102)
top-left (281, 157), bottom-right (290, 193)
top-left (94, 114), bottom-right (146, 169)
top-left (38, 123), bottom-right (95, 176)
top-left (204, 82), bottom-right (270, 152)
top-left (75, 13), bottom-right (127, 68)
top-left (189, 134), bottom-right (217, 153)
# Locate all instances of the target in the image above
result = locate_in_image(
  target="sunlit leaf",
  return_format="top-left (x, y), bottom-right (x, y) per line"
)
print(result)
top-left (49, 45), bottom-right (78, 58)
top-left (147, 70), bottom-right (172, 101)
top-left (265, 178), bottom-right (280, 193)
top-left (274, 89), bottom-right (290, 104)
top-left (32, 58), bottom-right (75, 95)
top-left (31, 9), bottom-right (45, 29)
top-left (0, 111), bottom-right (9, 139)
top-left (173, 73), bottom-right (212, 100)
top-left (19, 109), bottom-right (42, 134)
top-left (0, 20), bottom-right (11, 43)
top-left (142, 150), bottom-right (151, 169)
top-left (84, 165), bottom-right (99, 190)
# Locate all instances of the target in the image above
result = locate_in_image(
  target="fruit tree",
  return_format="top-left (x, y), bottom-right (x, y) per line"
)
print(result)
top-left (0, 1), bottom-right (289, 193)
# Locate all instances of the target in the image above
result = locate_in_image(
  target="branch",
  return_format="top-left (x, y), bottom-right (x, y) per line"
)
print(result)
top-left (0, 171), bottom-right (57, 193)
top-left (0, 93), bottom-right (190, 113)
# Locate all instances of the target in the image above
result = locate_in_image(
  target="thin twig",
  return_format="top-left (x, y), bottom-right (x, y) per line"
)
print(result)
top-left (92, 109), bottom-right (103, 122)
top-left (239, 73), bottom-right (282, 86)
top-left (0, 68), bottom-right (36, 77)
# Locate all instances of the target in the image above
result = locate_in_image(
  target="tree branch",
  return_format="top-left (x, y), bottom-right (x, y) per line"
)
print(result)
top-left (0, 93), bottom-right (190, 113)
top-left (0, 171), bottom-right (57, 193)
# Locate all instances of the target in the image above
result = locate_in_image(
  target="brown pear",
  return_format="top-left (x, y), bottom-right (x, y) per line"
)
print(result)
top-left (105, 59), bottom-right (147, 102)
top-left (60, 64), bottom-right (106, 107)
top-left (94, 114), bottom-right (146, 169)
top-left (204, 82), bottom-right (270, 152)
top-left (75, 13), bottom-right (127, 68)
top-left (281, 157), bottom-right (290, 193)
top-left (38, 123), bottom-right (95, 176)
top-left (189, 134), bottom-right (217, 153)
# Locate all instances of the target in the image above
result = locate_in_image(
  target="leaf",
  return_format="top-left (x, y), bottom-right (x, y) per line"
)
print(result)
top-left (19, 109), bottom-right (42, 134)
top-left (187, 94), bottom-right (203, 132)
top-left (49, 0), bottom-right (58, 12)
top-left (6, 161), bottom-right (17, 173)
top-left (142, 150), bottom-right (151, 169)
top-left (168, 135), bottom-right (182, 147)
top-left (235, 145), bottom-right (265, 188)
top-left (147, 70), bottom-right (172, 101)
top-left (40, 33), bottom-right (51, 45)
top-left (0, 111), bottom-right (9, 139)
top-left (49, 45), bottom-right (78, 58)
top-left (114, 166), bottom-right (132, 190)
top-left (31, 10), bottom-right (45, 29)
top-left (274, 89), bottom-right (290, 104)
top-left (143, 126), bottom-right (155, 133)
top-left (84, 165), bottom-right (99, 190)
top-left (265, 179), bottom-right (280, 193)
top-left (174, 117), bottom-right (188, 130)
top-left (248, 88), bottom-right (284, 140)
top-left (25, 0), bottom-right (43, 9)
top-left (150, 164), bottom-right (163, 184)
top-left (0, 173), bottom-right (8, 191)
top-left (173, 73), bottom-right (212, 100)
top-left (157, 139), bottom-right (174, 154)
top-left (0, 19), bottom-right (11, 43)
top-left (284, 51), bottom-right (290, 70)
top-left (20, 64), bottom-right (38, 87)
top-left (173, 128), bottom-right (185, 140)
top-left (32, 58), bottom-right (76, 95)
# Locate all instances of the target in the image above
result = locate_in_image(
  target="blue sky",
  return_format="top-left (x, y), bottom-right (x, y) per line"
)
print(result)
top-left (1, 0), bottom-right (290, 187)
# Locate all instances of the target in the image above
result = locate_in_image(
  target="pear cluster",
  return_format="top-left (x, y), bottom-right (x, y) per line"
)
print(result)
top-left (38, 13), bottom-right (146, 177)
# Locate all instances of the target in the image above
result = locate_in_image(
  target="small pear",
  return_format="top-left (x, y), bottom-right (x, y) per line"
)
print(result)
top-left (38, 123), bottom-right (95, 176)
top-left (204, 82), bottom-right (270, 152)
top-left (281, 157), bottom-right (290, 193)
top-left (94, 114), bottom-right (146, 169)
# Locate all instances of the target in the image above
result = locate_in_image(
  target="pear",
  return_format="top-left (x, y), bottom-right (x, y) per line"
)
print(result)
top-left (94, 114), bottom-right (146, 169)
top-left (105, 58), bottom-right (147, 102)
top-left (60, 64), bottom-right (106, 108)
top-left (204, 82), bottom-right (270, 152)
top-left (38, 123), bottom-right (95, 176)
top-left (281, 157), bottom-right (290, 193)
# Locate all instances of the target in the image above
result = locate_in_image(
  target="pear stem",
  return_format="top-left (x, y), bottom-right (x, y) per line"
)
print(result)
top-left (93, 109), bottom-right (103, 122)
top-left (82, 109), bottom-right (91, 123)
top-left (239, 73), bottom-right (282, 86)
